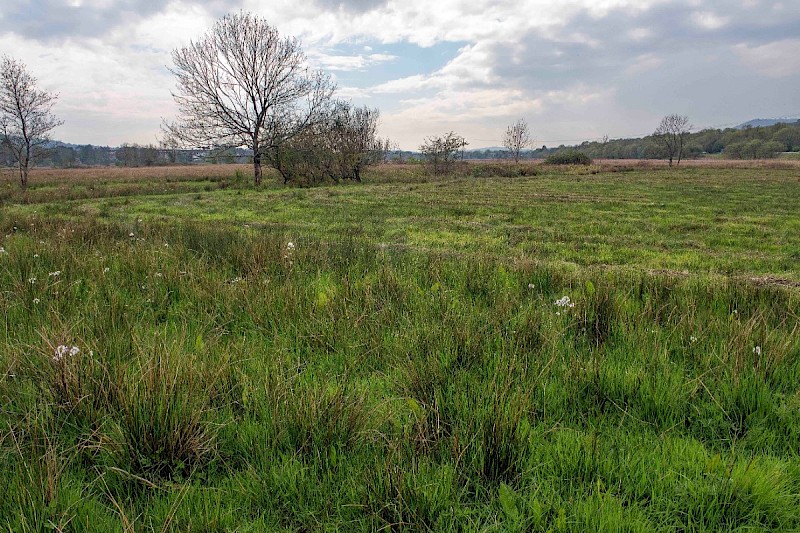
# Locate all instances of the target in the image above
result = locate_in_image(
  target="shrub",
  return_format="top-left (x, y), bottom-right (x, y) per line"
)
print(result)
top-left (545, 150), bottom-right (593, 165)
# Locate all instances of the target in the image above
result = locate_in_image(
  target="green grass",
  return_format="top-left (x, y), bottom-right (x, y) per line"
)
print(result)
top-left (1, 163), bottom-right (799, 531)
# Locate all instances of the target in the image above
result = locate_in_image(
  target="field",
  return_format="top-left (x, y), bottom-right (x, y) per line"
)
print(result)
top-left (1, 161), bottom-right (799, 531)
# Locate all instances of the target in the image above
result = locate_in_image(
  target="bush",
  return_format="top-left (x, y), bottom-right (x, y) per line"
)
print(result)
top-left (544, 150), bottom-right (593, 165)
top-left (469, 163), bottom-right (538, 178)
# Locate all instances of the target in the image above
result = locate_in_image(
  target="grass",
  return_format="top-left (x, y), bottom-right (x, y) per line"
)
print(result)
top-left (0, 162), bottom-right (799, 531)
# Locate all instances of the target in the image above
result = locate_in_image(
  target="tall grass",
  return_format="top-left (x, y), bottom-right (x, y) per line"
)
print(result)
top-left (0, 174), bottom-right (799, 530)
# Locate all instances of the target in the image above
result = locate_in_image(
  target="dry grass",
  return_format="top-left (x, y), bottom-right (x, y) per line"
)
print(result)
top-left (0, 164), bottom-right (256, 187)
top-left (2, 157), bottom-right (798, 189)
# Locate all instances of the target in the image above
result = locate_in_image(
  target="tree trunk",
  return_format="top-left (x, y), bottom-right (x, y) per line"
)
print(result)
top-left (18, 164), bottom-right (27, 190)
top-left (253, 152), bottom-right (262, 186)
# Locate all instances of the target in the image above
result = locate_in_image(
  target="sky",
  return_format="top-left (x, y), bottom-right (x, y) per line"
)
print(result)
top-left (1, 0), bottom-right (799, 150)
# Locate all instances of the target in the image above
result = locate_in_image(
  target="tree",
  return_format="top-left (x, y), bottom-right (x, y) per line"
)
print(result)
top-left (164, 12), bottom-right (334, 186)
top-left (419, 132), bottom-right (468, 176)
top-left (653, 114), bottom-right (691, 166)
top-left (0, 56), bottom-right (63, 189)
top-left (503, 118), bottom-right (532, 163)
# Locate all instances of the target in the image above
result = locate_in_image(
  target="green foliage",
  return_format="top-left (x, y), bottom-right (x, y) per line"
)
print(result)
top-left (545, 149), bottom-right (593, 165)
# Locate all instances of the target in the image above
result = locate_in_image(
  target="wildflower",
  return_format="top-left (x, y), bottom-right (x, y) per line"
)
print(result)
top-left (48, 270), bottom-right (61, 277)
top-left (28, 277), bottom-right (36, 284)
top-left (164, 243), bottom-right (169, 247)
top-left (155, 272), bottom-right (163, 277)
top-left (33, 253), bottom-right (39, 258)
top-left (554, 296), bottom-right (575, 309)
top-left (690, 336), bottom-right (698, 343)
top-left (0, 246), bottom-right (5, 254)
top-left (33, 298), bottom-right (40, 304)
top-left (753, 346), bottom-right (762, 356)
top-left (230, 276), bottom-right (242, 283)
top-left (103, 267), bottom-right (110, 274)
top-left (129, 232), bottom-right (135, 237)
top-left (53, 345), bottom-right (78, 362)
top-left (286, 242), bottom-right (295, 251)
top-left (528, 283), bottom-right (535, 289)
top-left (53, 345), bottom-right (67, 362)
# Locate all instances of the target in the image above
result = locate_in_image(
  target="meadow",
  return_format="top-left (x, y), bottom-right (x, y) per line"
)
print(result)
top-left (1, 161), bottom-right (799, 531)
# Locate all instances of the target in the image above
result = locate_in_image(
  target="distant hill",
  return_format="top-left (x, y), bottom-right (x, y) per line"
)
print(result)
top-left (736, 118), bottom-right (800, 129)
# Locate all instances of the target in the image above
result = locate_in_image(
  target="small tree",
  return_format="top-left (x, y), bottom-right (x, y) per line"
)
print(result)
top-left (0, 56), bottom-right (63, 189)
top-left (503, 118), bottom-right (532, 163)
top-left (419, 132), bottom-right (468, 176)
top-left (164, 12), bottom-right (334, 186)
top-left (654, 114), bottom-right (691, 166)
top-left (267, 101), bottom-right (386, 185)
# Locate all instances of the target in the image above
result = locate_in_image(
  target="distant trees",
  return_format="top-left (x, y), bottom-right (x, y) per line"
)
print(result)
top-left (164, 12), bottom-right (334, 186)
top-left (0, 56), bottom-right (63, 189)
top-left (419, 132), bottom-right (468, 176)
top-left (724, 139), bottom-right (783, 160)
top-left (503, 118), bottom-right (532, 163)
top-left (654, 114), bottom-right (691, 166)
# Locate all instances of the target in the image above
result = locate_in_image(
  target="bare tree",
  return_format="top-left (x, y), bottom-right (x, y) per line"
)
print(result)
top-left (0, 56), bottom-right (63, 189)
top-left (503, 118), bottom-right (532, 163)
top-left (163, 12), bottom-right (335, 185)
top-left (654, 114), bottom-right (691, 166)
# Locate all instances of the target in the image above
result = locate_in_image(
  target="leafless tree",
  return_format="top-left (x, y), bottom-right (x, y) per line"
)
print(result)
top-left (163, 12), bottom-right (335, 185)
top-left (654, 114), bottom-right (691, 166)
top-left (0, 56), bottom-right (63, 189)
top-left (503, 118), bottom-right (532, 163)
top-left (266, 101), bottom-right (386, 185)
top-left (419, 131), bottom-right (468, 176)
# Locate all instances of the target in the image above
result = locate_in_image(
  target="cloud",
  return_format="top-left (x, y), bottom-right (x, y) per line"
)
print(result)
top-left (1, 0), bottom-right (799, 148)
top-left (309, 51), bottom-right (397, 71)
top-left (735, 39), bottom-right (800, 78)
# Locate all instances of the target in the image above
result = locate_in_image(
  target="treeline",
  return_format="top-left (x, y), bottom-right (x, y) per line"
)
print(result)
top-left (555, 120), bottom-right (800, 160)
top-left (463, 121), bottom-right (800, 161)
top-left (0, 143), bottom-right (253, 168)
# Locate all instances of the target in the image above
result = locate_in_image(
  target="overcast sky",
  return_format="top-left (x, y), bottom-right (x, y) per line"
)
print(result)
top-left (1, 0), bottom-right (798, 149)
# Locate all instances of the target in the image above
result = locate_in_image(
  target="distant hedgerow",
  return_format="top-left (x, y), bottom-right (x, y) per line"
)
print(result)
top-left (545, 150), bottom-right (593, 165)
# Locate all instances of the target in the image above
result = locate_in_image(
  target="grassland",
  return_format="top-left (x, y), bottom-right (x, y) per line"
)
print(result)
top-left (1, 161), bottom-right (799, 531)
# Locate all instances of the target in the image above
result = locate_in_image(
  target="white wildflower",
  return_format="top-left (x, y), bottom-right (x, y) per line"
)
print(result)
top-left (753, 346), bottom-right (762, 356)
top-left (48, 270), bottom-right (61, 277)
top-left (33, 298), bottom-right (40, 304)
top-left (555, 296), bottom-right (575, 309)
top-left (690, 336), bottom-right (698, 343)
top-left (155, 272), bottom-right (163, 277)
top-left (28, 277), bottom-right (36, 284)
top-left (103, 267), bottom-right (110, 274)
top-left (286, 242), bottom-right (295, 251)
top-left (33, 253), bottom-right (39, 258)
top-left (528, 283), bottom-right (535, 289)
top-left (129, 232), bottom-right (135, 237)
top-left (0, 246), bottom-right (5, 254)
top-left (53, 345), bottom-right (72, 362)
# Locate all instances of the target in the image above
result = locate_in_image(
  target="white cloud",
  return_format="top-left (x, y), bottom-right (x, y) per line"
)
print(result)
top-left (691, 11), bottom-right (729, 30)
top-left (735, 39), bottom-right (800, 78)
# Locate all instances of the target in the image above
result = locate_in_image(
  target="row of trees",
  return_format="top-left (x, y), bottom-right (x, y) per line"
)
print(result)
top-left (3, 10), bottom-right (796, 188)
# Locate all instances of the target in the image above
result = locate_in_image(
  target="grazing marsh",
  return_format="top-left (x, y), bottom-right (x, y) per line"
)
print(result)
top-left (1, 162), bottom-right (799, 531)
